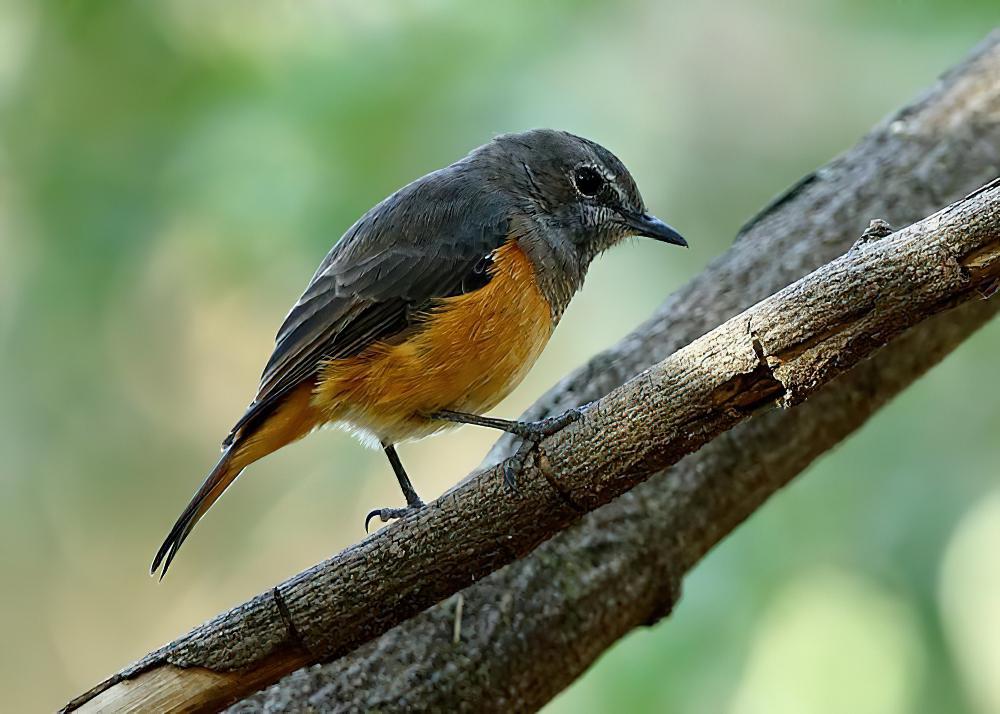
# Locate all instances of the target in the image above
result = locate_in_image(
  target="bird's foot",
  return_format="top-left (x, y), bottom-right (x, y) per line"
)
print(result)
top-left (501, 408), bottom-right (585, 491)
top-left (505, 407), bottom-right (585, 441)
top-left (501, 439), bottom-right (534, 492)
top-left (364, 500), bottom-right (425, 533)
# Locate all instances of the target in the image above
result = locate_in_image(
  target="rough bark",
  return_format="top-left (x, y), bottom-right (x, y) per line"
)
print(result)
top-left (237, 33), bottom-right (1000, 714)
top-left (65, 33), bottom-right (1000, 714)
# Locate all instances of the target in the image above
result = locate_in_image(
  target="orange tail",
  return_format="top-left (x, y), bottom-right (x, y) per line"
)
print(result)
top-left (151, 383), bottom-right (320, 578)
top-left (150, 447), bottom-right (244, 578)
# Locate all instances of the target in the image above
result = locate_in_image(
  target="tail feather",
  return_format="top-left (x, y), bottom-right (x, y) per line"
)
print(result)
top-left (151, 381), bottom-right (321, 578)
top-left (151, 448), bottom-right (243, 579)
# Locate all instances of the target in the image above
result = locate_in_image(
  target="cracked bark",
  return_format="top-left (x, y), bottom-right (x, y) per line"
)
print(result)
top-left (65, 33), bottom-right (1000, 714)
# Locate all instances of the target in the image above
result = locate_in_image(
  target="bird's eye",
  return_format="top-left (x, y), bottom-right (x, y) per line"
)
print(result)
top-left (573, 165), bottom-right (605, 197)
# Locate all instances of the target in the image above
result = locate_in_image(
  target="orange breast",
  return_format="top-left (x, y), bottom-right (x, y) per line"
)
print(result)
top-left (314, 240), bottom-right (553, 445)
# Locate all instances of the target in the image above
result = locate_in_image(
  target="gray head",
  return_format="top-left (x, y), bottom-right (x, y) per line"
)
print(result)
top-left (475, 129), bottom-right (686, 255)
top-left (466, 129), bottom-right (685, 317)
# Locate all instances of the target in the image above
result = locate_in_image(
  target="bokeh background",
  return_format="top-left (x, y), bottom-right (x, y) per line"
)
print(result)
top-left (1, 1), bottom-right (998, 712)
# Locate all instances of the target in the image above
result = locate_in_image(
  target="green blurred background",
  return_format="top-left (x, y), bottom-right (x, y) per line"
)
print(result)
top-left (1, 1), bottom-right (998, 712)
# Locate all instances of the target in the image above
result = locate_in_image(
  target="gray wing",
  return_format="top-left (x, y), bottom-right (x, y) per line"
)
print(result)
top-left (224, 167), bottom-right (512, 446)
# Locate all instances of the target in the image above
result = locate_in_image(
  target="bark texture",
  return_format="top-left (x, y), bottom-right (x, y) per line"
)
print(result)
top-left (66, 33), bottom-right (1000, 714)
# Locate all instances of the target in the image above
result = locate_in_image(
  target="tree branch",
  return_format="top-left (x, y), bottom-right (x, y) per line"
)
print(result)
top-left (66, 33), bottom-right (1000, 714)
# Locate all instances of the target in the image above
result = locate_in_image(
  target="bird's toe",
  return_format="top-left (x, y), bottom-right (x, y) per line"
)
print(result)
top-left (364, 502), bottom-right (426, 533)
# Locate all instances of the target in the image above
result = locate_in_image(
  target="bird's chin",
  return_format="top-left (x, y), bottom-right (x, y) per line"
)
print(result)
top-left (594, 225), bottom-right (635, 253)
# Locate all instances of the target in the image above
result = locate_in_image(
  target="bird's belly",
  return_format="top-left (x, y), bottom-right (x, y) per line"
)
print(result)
top-left (314, 240), bottom-right (554, 445)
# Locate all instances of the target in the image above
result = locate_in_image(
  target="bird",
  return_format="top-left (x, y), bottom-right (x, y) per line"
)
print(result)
top-left (151, 129), bottom-right (687, 577)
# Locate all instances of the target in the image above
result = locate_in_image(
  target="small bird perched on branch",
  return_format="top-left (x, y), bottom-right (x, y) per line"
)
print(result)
top-left (152, 129), bottom-right (686, 577)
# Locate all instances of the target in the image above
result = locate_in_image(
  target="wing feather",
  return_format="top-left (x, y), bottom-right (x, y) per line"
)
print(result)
top-left (223, 165), bottom-right (514, 446)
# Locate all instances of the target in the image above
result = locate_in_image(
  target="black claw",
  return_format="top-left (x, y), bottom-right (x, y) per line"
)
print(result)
top-left (501, 438), bottom-right (535, 493)
top-left (364, 502), bottom-right (426, 533)
top-left (364, 509), bottom-right (382, 533)
top-left (503, 459), bottom-right (520, 492)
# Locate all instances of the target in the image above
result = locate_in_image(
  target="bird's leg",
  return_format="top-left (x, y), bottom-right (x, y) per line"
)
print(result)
top-left (365, 443), bottom-right (426, 532)
top-left (433, 410), bottom-right (584, 440)
top-left (432, 407), bottom-right (585, 490)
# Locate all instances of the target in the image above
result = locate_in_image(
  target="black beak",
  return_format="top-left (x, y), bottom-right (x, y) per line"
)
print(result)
top-left (624, 212), bottom-right (688, 247)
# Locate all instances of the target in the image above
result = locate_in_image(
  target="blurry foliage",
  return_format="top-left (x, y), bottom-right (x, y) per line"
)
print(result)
top-left (0, 1), bottom-right (997, 712)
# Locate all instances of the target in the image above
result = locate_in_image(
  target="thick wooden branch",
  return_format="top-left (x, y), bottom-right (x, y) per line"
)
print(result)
top-left (239, 35), bottom-right (1000, 713)
top-left (75, 166), bottom-right (1000, 714)
top-left (67, 33), bottom-right (1000, 714)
